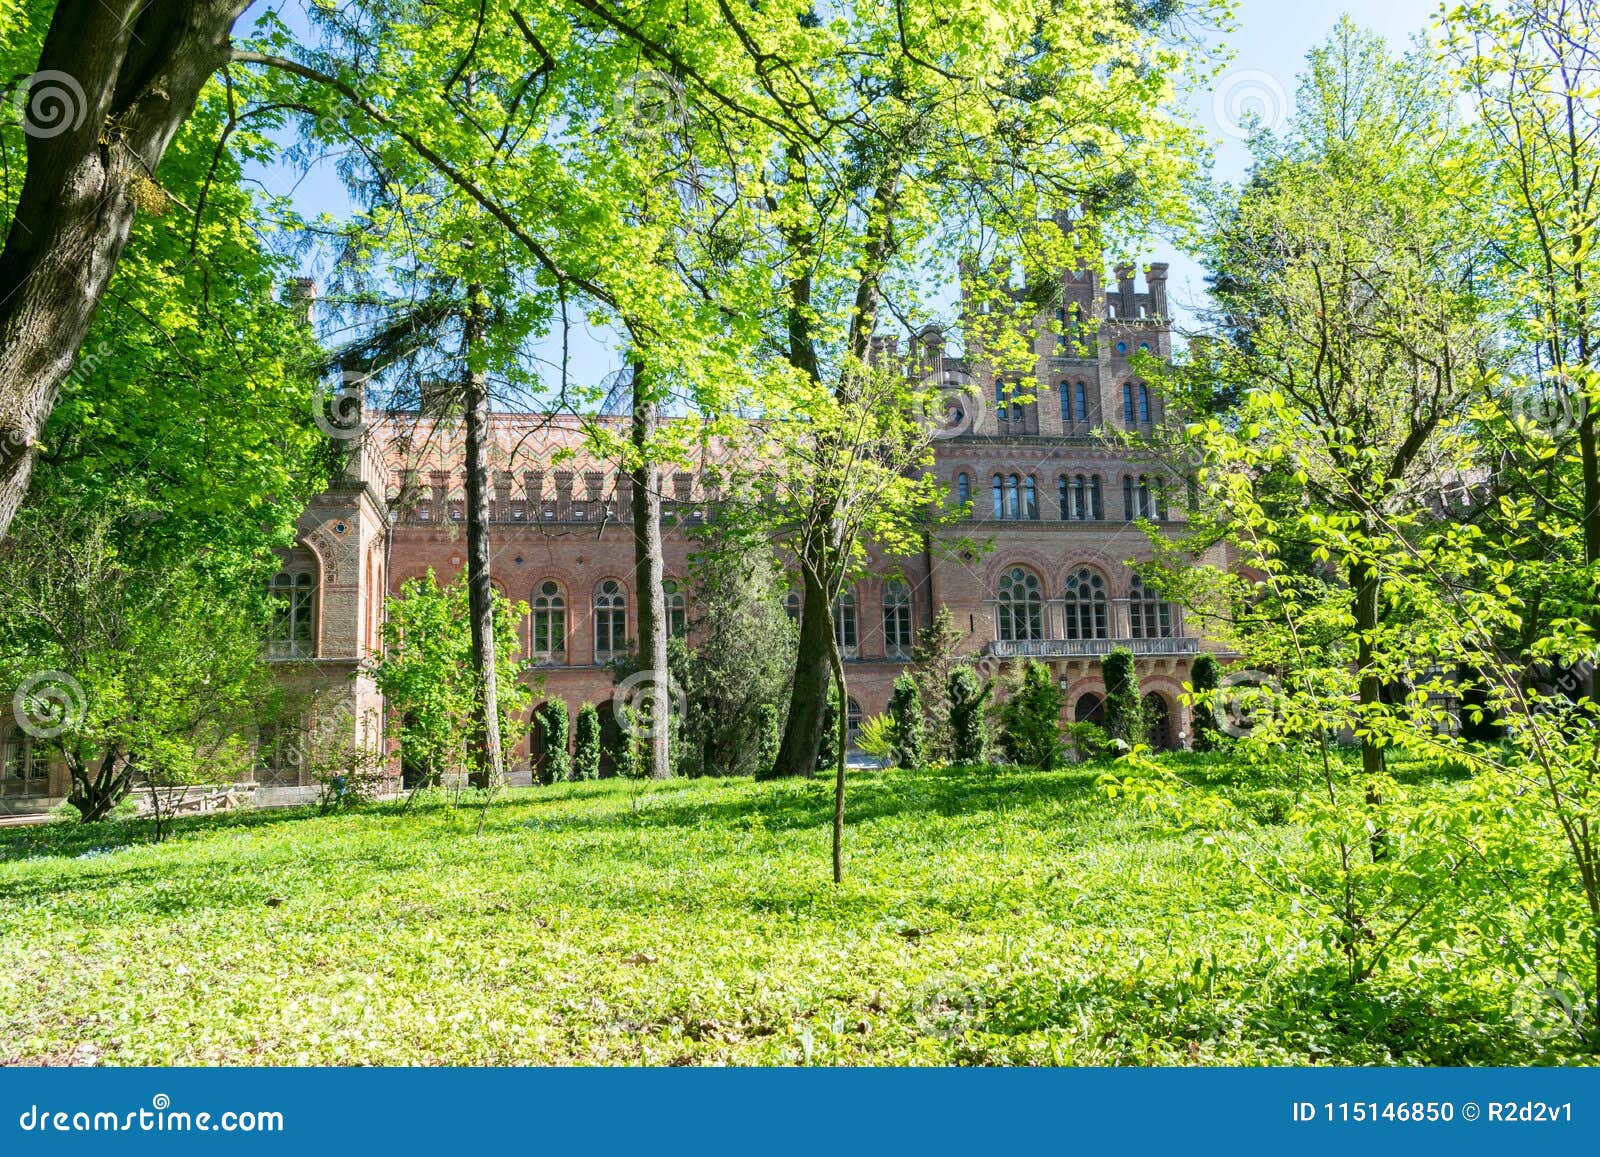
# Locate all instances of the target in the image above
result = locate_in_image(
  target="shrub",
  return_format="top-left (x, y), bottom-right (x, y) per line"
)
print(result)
top-left (947, 665), bottom-right (992, 764)
top-left (755, 703), bottom-right (781, 777)
top-left (532, 700), bottom-right (570, 785)
top-left (854, 713), bottom-right (896, 762)
top-left (573, 704), bottom-right (602, 781)
top-left (888, 673), bottom-right (926, 768)
top-left (607, 706), bottom-right (641, 780)
top-left (308, 737), bottom-right (391, 812)
top-left (998, 660), bottom-right (1064, 770)
top-left (1190, 652), bottom-right (1222, 751)
top-left (1102, 648), bottom-right (1146, 746)
top-left (1065, 719), bottom-right (1114, 761)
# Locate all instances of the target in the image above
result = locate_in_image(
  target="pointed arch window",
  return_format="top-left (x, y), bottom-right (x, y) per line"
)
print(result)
top-left (663, 579), bottom-right (688, 638)
top-left (956, 472), bottom-right (971, 507)
top-left (1064, 568), bottom-right (1109, 640)
top-left (784, 591), bottom-right (801, 622)
top-left (1129, 575), bottom-right (1175, 639)
top-left (1023, 476), bottom-right (1038, 520)
top-left (991, 474), bottom-right (1005, 519)
top-left (594, 580), bottom-right (628, 662)
top-left (1074, 381), bottom-right (1089, 423)
top-left (1122, 382), bottom-right (1136, 426)
top-left (995, 567), bottom-right (1044, 642)
top-left (834, 590), bottom-right (858, 657)
top-left (532, 580), bottom-right (566, 662)
top-left (268, 572), bottom-right (315, 659)
top-left (883, 580), bottom-right (913, 657)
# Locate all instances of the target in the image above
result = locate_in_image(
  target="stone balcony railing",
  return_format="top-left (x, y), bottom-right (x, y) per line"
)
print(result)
top-left (987, 636), bottom-right (1200, 660)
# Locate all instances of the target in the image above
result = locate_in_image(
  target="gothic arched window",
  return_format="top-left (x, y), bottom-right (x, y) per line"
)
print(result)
top-left (532, 580), bottom-right (566, 662)
top-left (996, 567), bottom-right (1044, 642)
top-left (268, 571), bottom-right (315, 659)
top-left (594, 580), bottom-right (628, 662)
top-left (834, 590), bottom-right (858, 656)
top-left (883, 580), bottom-right (913, 657)
top-left (1064, 568), bottom-right (1109, 640)
top-left (956, 472), bottom-right (971, 507)
top-left (1129, 575), bottom-right (1174, 639)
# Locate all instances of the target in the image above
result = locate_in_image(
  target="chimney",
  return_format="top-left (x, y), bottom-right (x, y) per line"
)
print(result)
top-left (1114, 263), bottom-right (1136, 318)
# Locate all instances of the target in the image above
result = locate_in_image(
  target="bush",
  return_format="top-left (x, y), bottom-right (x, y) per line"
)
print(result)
top-left (755, 703), bottom-right (781, 778)
top-left (532, 700), bottom-right (570, 785)
top-left (854, 713), bottom-right (896, 762)
top-left (309, 739), bottom-right (391, 812)
top-left (947, 666), bottom-right (992, 764)
top-left (1190, 652), bottom-right (1222, 751)
top-left (998, 660), bottom-right (1064, 770)
top-left (1102, 648), bottom-right (1146, 746)
top-left (1064, 719), bottom-right (1114, 761)
top-left (888, 673), bottom-right (926, 768)
top-left (573, 704), bottom-right (602, 781)
top-left (607, 706), bottom-right (641, 780)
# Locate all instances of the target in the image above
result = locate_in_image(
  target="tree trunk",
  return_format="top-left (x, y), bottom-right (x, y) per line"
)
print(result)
top-left (769, 555), bottom-right (832, 778)
top-left (0, 0), bottom-right (249, 541)
top-left (1351, 553), bottom-right (1387, 862)
top-left (66, 745), bottom-right (132, 822)
top-left (461, 290), bottom-right (503, 790)
top-left (629, 357), bottom-right (671, 779)
top-left (829, 638), bottom-right (848, 884)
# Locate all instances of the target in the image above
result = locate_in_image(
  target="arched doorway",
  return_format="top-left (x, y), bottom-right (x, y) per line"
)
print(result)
top-left (1142, 692), bottom-right (1172, 750)
top-left (1074, 693), bottom-right (1105, 725)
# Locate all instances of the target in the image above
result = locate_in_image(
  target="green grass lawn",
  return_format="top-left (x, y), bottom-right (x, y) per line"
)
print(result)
top-left (0, 762), bottom-right (1541, 1066)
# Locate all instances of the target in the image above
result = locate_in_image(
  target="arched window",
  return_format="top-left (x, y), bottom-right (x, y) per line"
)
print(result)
top-left (1143, 692), bottom-right (1172, 749)
top-left (1138, 384), bottom-right (1152, 424)
top-left (1074, 693), bottom-right (1105, 724)
top-left (994, 379), bottom-right (1009, 422)
top-left (1075, 381), bottom-right (1089, 423)
top-left (1064, 568), bottom-right (1109, 640)
top-left (956, 472), bottom-right (971, 507)
top-left (1073, 474), bottom-right (1088, 520)
top-left (834, 590), bottom-right (858, 656)
top-left (991, 474), bottom-right (1005, 519)
top-left (594, 580), bottom-right (627, 662)
top-left (1054, 309), bottom-right (1067, 349)
top-left (532, 580), bottom-right (566, 662)
top-left (1090, 475), bottom-right (1104, 520)
top-left (784, 591), bottom-right (801, 622)
top-left (1129, 576), bottom-right (1174, 639)
top-left (883, 580), bottom-right (913, 657)
top-left (663, 579), bottom-right (688, 637)
top-left (846, 697), bottom-right (864, 745)
top-left (268, 572), bottom-right (315, 659)
top-left (1023, 476), bottom-right (1038, 520)
top-left (1058, 381), bottom-right (1071, 422)
top-left (996, 567), bottom-right (1044, 642)
top-left (1122, 382), bottom-right (1136, 426)
top-left (0, 726), bottom-right (46, 798)
top-left (1006, 474), bottom-right (1022, 520)
top-left (1057, 475), bottom-right (1071, 521)
top-left (1125, 475), bottom-right (1156, 520)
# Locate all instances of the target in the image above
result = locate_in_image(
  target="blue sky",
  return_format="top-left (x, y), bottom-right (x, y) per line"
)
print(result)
top-left (248, 0), bottom-right (1448, 385)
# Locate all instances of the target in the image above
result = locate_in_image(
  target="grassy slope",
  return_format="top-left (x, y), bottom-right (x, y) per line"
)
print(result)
top-left (0, 763), bottom-right (1527, 1066)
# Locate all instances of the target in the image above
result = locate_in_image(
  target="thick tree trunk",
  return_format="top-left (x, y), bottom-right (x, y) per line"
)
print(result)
top-left (1351, 553), bottom-right (1387, 862)
top-left (66, 745), bottom-right (132, 822)
top-left (629, 358), bottom-right (672, 779)
top-left (769, 556), bottom-right (832, 778)
top-left (461, 291), bottom-right (503, 790)
top-left (0, 0), bottom-right (249, 541)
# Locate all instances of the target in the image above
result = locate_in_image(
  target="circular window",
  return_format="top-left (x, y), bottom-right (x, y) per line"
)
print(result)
top-left (1115, 340), bottom-right (1128, 354)
top-left (1138, 342), bottom-right (1150, 352)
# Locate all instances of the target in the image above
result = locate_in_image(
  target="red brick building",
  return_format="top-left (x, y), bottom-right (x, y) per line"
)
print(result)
top-left (0, 257), bottom-right (1227, 811)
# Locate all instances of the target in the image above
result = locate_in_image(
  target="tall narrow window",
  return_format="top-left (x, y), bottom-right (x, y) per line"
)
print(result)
top-left (991, 474), bottom-right (1005, 519)
top-left (996, 567), bottom-right (1044, 642)
top-left (268, 572), bottom-right (315, 659)
top-left (1075, 381), bottom-right (1088, 423)
top-left (1057, 475), bottom-right (1071, 520)
top-left (883, 580), bottom-right (913, 657)
top-left (784, 591), bottom-right (801, 622)
top-left (1139, 384), bottom-right (1152, 424)
top-left (956, 472), bottom-right (971, 507)
top-left (1123, 475), bottom-right (1135, 519)
top-left (664, 579), bottom-right (688, 637)
top-left (0, 726), bottom-right (45, 797)
top-left (1138, 475), bottom-right (1154, 519)
top-left (1023, 476), bottom-right (1038, 520)
top-left (532, 581), bottom-right (566, 663)
top-left (1122, 382), bottom-right (1136, 426)
top-left (1090, 475), bottom-right (1104, 520)
top-left (1073, 474), bottom-right (1088, 520)
top-left (1059, 381), bottom-right (1072, 423)
top-left (1064, 568), bottom-right (1109, 640)
top-left (594, 580), bottom-right (627, 662)
top-left (846, 698), bottom-right (864, 744)
top-left (1129, 575), bottom-right (1175, 639)
top-left (1055, 309), bottom-right (1067, 349)
top-left (834, 590), bottom-right (858, 656)
top-left (995, 379), bottom-right (1009, 422)
top-left (1006, 474), bottom-right (1022, 520)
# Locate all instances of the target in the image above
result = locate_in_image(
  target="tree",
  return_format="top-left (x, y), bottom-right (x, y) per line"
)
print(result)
top-left (1189, 652), bottom-right (1223, 751)
top-left (1102, 649), bottom-right (1146, 748)
top-left (947, 666), bottom-right (993, 765)
top-left (998, 660), bottom-right (1064, 770)
top-left (912, 604), bottom-right (966, 761)
top-left (531, 700), bottom-right (570, 787)
top-left (888, 674), bottom-right (925, 769)
top-left (369, 571), bottom-right (530, 788)
top-left (573, 704), bottom-right (602, 782)
top-left (0, 0), bottom-right (256, 540)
